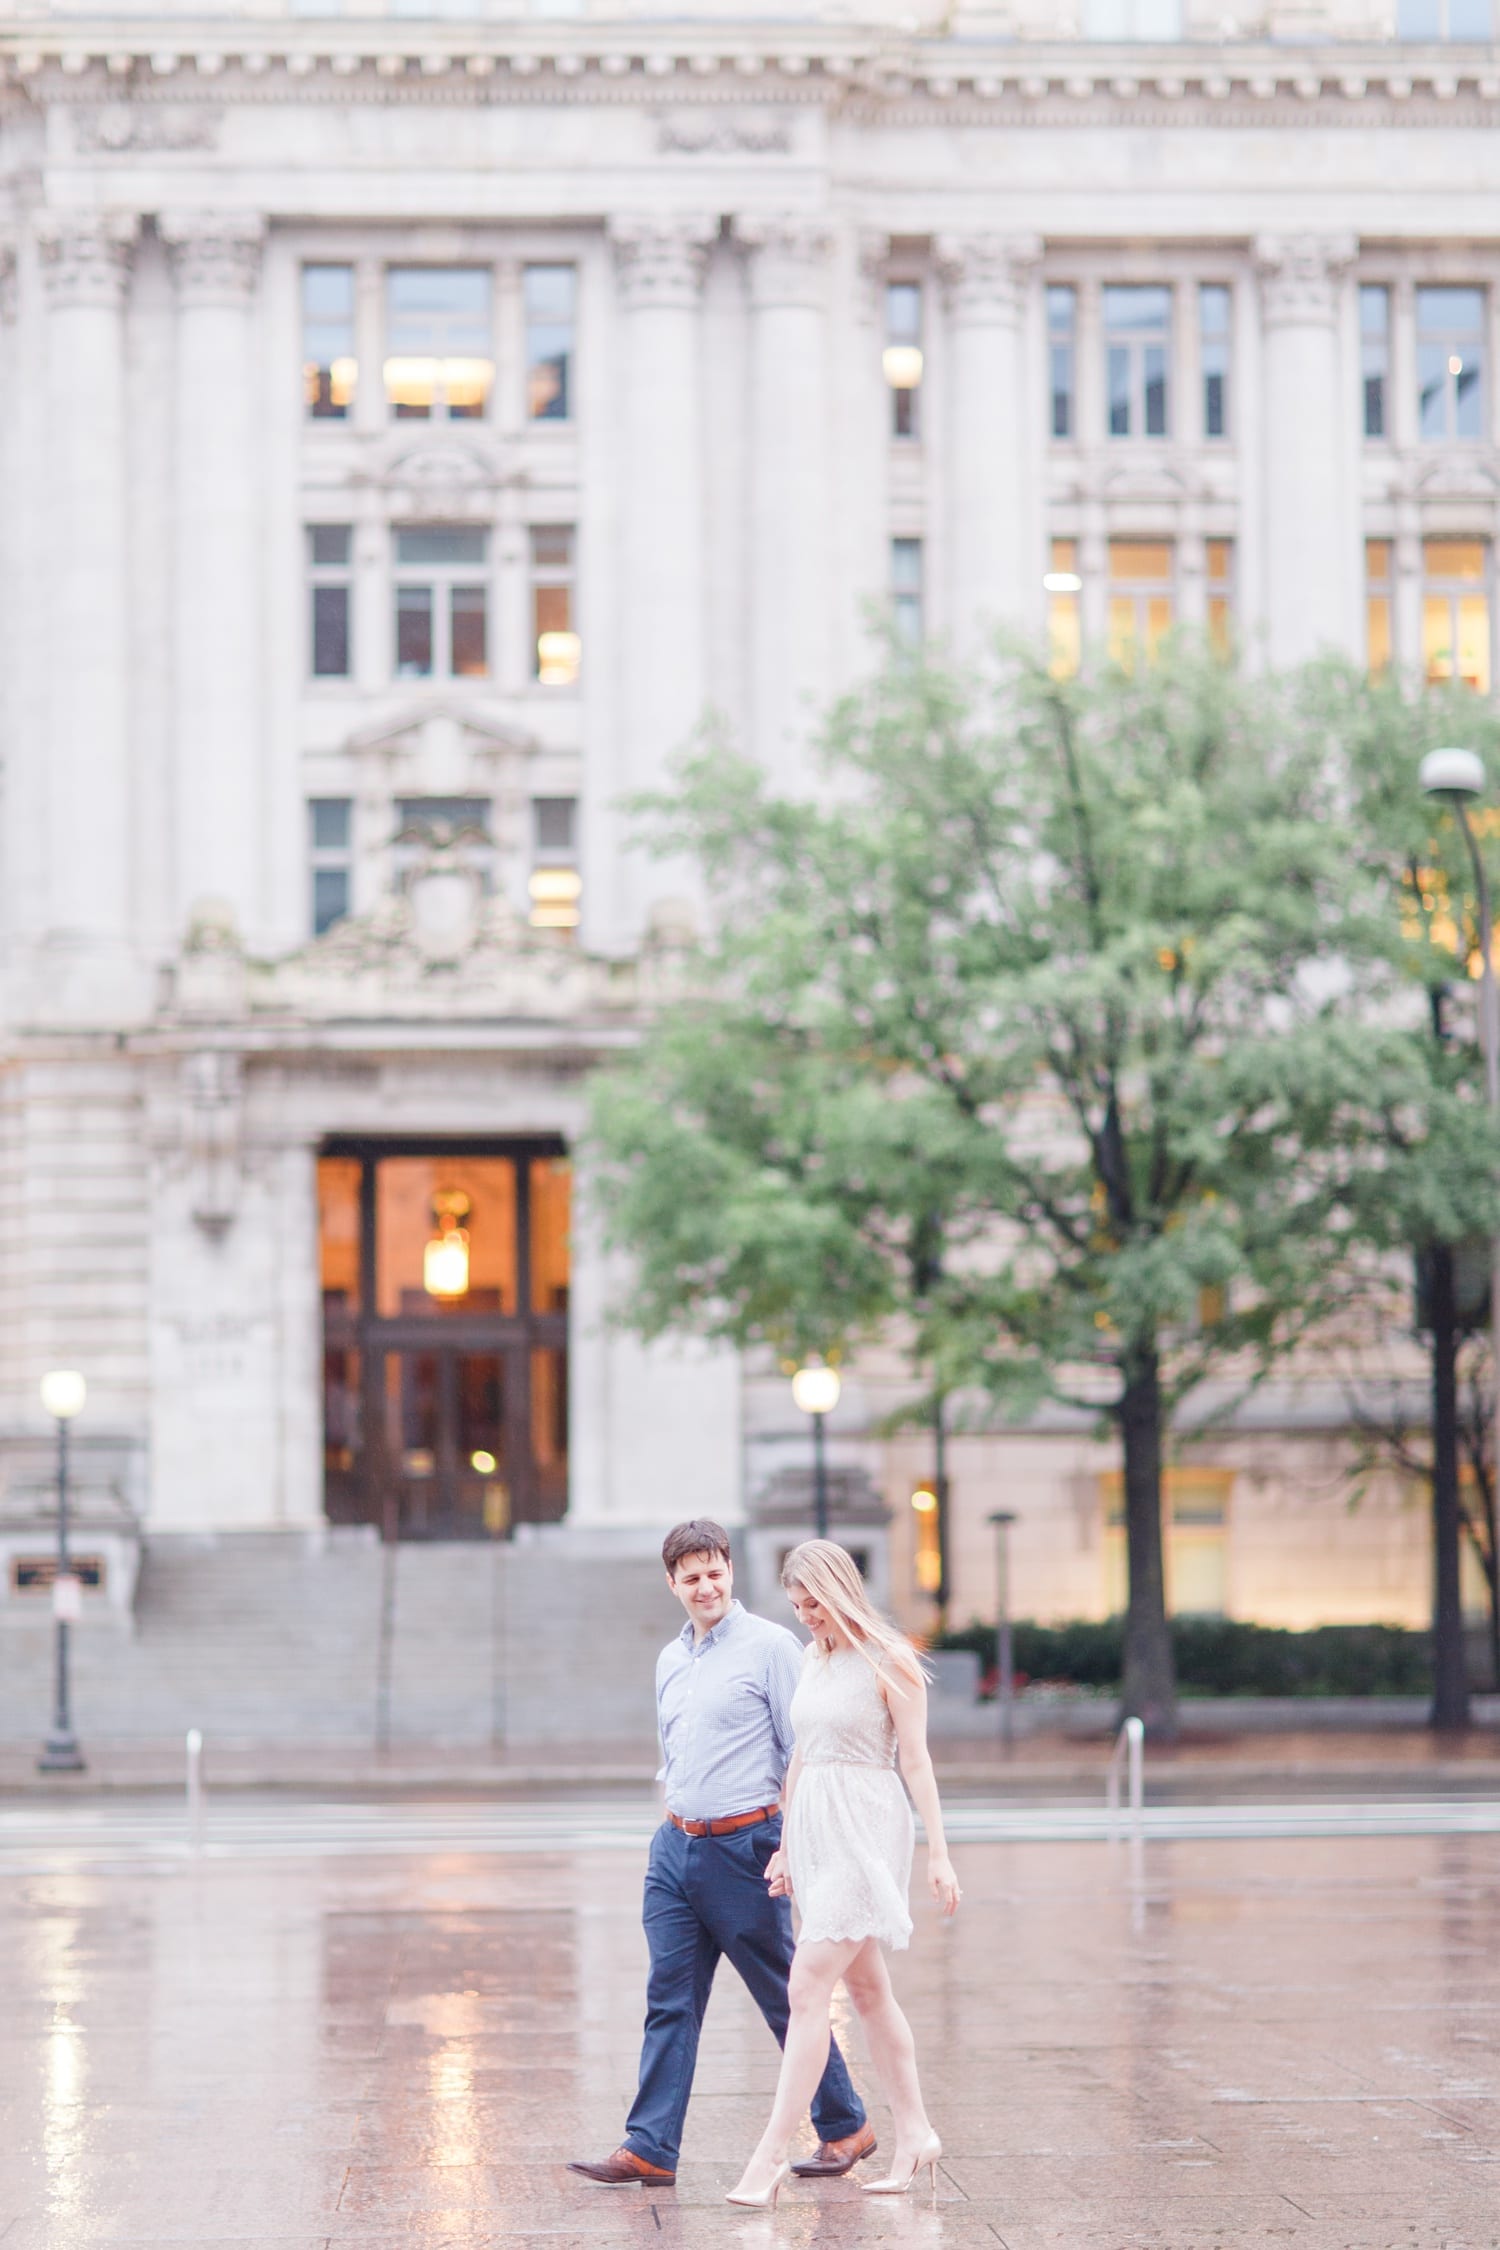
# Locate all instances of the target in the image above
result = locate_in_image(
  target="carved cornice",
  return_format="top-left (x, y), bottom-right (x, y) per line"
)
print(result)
top-left (35, 209), bottom-right (136, 309)
top-left (608, 215), bottom-right (715, 310)
top-left (736, 215), bottom-right (834, 310)
top-left (936, 231), bottom-right (1042, 324)
top-left (1253, 231), bottom-right (1358, 326)
top-left (161, 211), bottom-right (265, 304)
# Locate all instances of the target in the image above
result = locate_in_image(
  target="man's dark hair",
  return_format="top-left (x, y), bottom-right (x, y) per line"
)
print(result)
top-left (662, 1519), bottom-right (733, 1576)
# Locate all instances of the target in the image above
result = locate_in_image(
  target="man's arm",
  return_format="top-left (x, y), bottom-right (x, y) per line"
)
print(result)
top-left (763, 1629), bottom-right (805, 1779)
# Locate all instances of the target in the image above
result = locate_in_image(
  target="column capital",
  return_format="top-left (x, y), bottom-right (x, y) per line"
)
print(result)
top-left (161, 212), bottom-right (266, 305)
top-left (35, 211), bottom-right (137, 309)
top-left (735, 215), bottom-right (833, 311)
top-left (608, 215), bottom-right (715, 310)
top-left (0, 233), bottom-right (15, 324)
top-left (1253, 233), bottom-right (1358, 327)
top-left (936, 232), bottom-right (1042, 325)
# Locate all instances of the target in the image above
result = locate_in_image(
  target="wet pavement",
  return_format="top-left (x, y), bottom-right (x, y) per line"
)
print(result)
top-left (1, 1816), bottom-right (1498, 2250)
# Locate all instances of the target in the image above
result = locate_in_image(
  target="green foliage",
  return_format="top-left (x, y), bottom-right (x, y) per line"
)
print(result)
top-left (937, 1616), bottom-right (1434, 1698)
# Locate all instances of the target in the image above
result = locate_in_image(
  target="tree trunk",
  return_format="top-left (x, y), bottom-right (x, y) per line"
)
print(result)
top-left (1118, 1342), bottom-right (1178, 1740)
top-left (1429, 1243), bottom-right (1471, 1731)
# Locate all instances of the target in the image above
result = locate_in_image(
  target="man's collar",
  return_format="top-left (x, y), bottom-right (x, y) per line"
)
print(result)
top-left (678, 1597), bottom-right (744, 1650)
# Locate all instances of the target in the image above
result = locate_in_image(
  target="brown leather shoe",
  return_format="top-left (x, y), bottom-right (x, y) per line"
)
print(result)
top-left (566, 2146), bottom-right (676, 2188)
top-left (790, 2123), bottom-right (878, 2178)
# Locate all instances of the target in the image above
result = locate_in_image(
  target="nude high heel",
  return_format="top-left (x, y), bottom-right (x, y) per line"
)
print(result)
top-left (861, 2131), bottom-right (941, 2204)
top-left (725, 2159), bottom-right (790, 2210)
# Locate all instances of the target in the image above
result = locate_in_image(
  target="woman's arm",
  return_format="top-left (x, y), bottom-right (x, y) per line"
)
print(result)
top-left (765, 1745), bottom-right (802, 1897)
top-left (884, 1665), bottom-right (961, 1918)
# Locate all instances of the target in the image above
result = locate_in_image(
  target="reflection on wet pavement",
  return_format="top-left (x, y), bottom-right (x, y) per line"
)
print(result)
top-left (1, 1827), bottom-right (1497, 2248)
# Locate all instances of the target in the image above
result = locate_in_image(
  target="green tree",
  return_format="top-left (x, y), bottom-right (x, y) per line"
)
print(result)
top-left (588, 643), bottom-right (1421, 1736)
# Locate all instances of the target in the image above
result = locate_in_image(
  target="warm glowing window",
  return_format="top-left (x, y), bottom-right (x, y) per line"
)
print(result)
top-left (1048, 286), bottom-right (1076, 440)
top-left (1206, 539), bottom-right (1234, 658)
top-left (1102, 1468), bottom-right (1231, 1618)
top-left (1361, 285), bottom-right (1390, 440)
top-left (1423, 538), bottom-right (1491, 693)
top-left (531, 526), bottom-right (580, 684)
top-left (1104, 285), bottom-right (1171, 440)
top-left (1107, 539), bottom-right (1174, 668)
top-left (1046, 536), bottom-right (1082, 678)
top-left (1417, 286), bottom-right (1485, 442)
top-left (1366, 539), bottom-right (1394, 674)
top-left (884, 282), bottom-right (923, 440)
top-left (524, 264), bottom-right (575, 422)
top-left (385, 267), bottom-right (494, 421)
top-left (530, 796), bottom-right (581, 932)
top-left (303, 264), bottom-right (356, 419)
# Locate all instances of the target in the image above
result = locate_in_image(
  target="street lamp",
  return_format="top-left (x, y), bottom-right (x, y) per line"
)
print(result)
top-left (37, 1369), bottom-right (87, 1775)
top-left (1421, 747), bottom-right (1499, 1727)
top-left (791, 1360), bottom-right (841, 1541)
top-left (987, 1510), bottom-right (1018, 1745)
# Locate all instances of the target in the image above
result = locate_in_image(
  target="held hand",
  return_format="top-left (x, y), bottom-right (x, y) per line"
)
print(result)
top-left (928, 1853), bottom-right (961, 1918)
top-left (764, 1846), bottom-right (793, 1900)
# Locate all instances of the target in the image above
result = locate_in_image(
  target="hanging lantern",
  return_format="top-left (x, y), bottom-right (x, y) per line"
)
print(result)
top-left (423, 1189), bottom-right (472, 1300)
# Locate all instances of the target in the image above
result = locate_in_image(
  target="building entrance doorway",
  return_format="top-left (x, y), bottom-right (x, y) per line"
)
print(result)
top-left (319, 1138), bottom-right (570, 1539)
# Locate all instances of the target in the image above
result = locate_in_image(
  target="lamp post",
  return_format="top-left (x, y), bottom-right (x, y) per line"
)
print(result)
top-left (1420, 746), bottom-right (1498, 1729)
top-left (987, 1509), bottom-right (1017, 1745)
top-left (791, 1361), bottom-right (841, 1541)
top-left (37, 1369), bottom-right (87, 1775)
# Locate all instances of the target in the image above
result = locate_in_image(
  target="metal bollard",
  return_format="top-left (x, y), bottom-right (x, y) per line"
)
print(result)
top-left (186, 1728), bottom-right (204, 1853)
top-left (1105, 1715), bottom-right (1145, 1844)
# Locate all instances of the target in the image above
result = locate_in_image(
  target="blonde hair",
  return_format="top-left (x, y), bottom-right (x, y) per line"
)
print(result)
top-left (780, 1540), bottom-right (929, 1695)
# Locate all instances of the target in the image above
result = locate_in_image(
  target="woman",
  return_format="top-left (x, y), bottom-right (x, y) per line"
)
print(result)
top-left (725, 1539), bottom-right (961, 2210)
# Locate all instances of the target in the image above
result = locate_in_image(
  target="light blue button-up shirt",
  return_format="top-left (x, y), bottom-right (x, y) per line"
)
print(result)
top-left (656, 1600), bottom-right (804, 1823)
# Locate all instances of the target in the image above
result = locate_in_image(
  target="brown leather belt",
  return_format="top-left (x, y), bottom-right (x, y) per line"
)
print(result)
top-left (667, 1803), bottom-right (779, 1839)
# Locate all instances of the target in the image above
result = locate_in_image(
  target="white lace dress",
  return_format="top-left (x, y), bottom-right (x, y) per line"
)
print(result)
top-left (785, 1644), bottom-right (915, 1951)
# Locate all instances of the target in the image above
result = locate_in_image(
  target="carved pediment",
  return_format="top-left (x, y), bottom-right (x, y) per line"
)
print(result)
top-left (374, 437), bottom-right (505, 519)
top-left (345, 697), bottom-right (536, 770)
top-left (1410, 457), bottom-right (1500, 503)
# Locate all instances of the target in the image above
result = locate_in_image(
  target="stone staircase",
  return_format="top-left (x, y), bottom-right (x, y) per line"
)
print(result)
top-left (0, 1527), bottom-right (674, 1750)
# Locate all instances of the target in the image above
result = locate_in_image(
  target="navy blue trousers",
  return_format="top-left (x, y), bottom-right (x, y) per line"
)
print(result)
top-left (623, 1814), bottom-right (867, 2171)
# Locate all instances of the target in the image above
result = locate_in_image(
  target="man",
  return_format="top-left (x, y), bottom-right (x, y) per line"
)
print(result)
top-left (568, 1518), bottom-right (875, 2188)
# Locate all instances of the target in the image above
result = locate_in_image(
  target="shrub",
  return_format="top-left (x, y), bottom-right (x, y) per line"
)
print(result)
top-left (935, 1617), bottom-right (1434, 1697)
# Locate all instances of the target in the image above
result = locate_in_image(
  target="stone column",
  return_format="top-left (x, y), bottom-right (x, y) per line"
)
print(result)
top-left (1254, 233), bottom-right (1359, 666)
top-left (736, 216), bottom-right (833, 785)
top-left (36, 212), bottom-right (137, 954)
top-left (936, 231), bottom-right (1042, 657)
top-left (604, 216), bottom-right (713, 947)
top-left (162, 213), bottom-right (267, 940)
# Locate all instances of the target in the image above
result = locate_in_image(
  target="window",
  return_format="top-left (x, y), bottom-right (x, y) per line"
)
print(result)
top-left (1360, 285), bottom-right (1390, 440)
top-left (1045, 537), bottom-right (1082, 679)
top-left (891, 538), bottom-right (923, 644)
top-left (308, 526), bottom-right (352, 679)
top-left (1103, 1469), bottom-right (1231, 1618)
top-left (393, 527), bottom-right (488, 680)
top-left (884, 282), bottom-right (923, 440)
top-left (303, 265), bottom-right (355, 420)
top-left (1398, 0), bottom-right (1493, 35)
top-left (309, 799), bottom-right (352, 936)
top-left (1206, 539), bottom-right (1233, 658)
top-left (530, 797), bottom-right (581, 931)
top-left (524, 265), bottom-right (575, 422)
top-left (1082, 0), bottom-right (1183, 32)
top-left (384, 267), bottom-right (493, 421)
top-left (1107, 540), bottom-right (1174, 668)
top-left (1366, 539), bottom-right (1394, 674)
top-left (1423, 538), bottom-right (1490, 693)
top-left (531, 527), bottom-right (580, 684)
top-left (1199, 285), bottom-right (1230, 440)
top-left (1417, 286), bottom-right (1485, 441)
top-left (1048, 286), bottom-right (1076, 441)
top-left (1104, 285), bottom-right (1171, 439)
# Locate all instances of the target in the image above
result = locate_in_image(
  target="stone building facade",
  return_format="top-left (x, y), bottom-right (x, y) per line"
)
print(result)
top-left (1, 0), bottom-right (1497, 1647)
